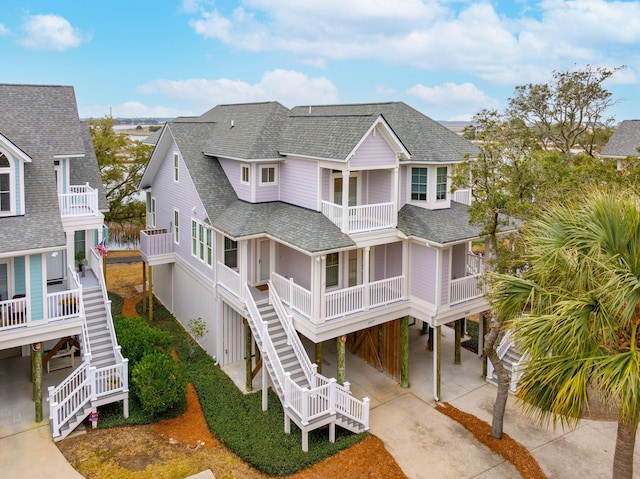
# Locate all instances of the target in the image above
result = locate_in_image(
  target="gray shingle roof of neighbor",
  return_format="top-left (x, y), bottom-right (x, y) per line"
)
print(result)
top-left (600, 120), bottom-right (640, 158)
top-left (288, 102), bottom-right (479, 163)
top-left (141, 128), bottom-right (163, 146)
top-left (72, 121), bottom-right (108, 211)
top-left (201, 102), bottom-right (290, 159)
top-left (0, 84), bottom-right (88, 254)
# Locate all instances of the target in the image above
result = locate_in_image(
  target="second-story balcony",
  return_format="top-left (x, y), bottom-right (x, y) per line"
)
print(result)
top-left (321, 201), bottom-right (395, 234)
top-left (59, 184), bottom-right (100, 217)
top-left (139, 228), bottom-right (175, 265)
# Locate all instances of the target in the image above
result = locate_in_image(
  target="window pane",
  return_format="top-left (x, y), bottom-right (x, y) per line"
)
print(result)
top-left (326, 252), bottom-right (339, 287)
top-left (436, 167), bottom-right (447, 200)
top-left (411, 168), bottom-right (427, 201)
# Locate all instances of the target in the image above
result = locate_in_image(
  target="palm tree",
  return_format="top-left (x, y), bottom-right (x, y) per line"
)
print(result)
top-left (491, 189), bottom-right (640, 479)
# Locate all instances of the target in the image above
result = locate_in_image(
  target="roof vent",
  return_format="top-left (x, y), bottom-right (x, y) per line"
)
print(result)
top-left (308, 105), bottom-right (311, 115)
top-left (230, 120), bottom-right (234, 128)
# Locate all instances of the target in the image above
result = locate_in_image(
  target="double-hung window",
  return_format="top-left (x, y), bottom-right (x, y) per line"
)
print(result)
top-left (191, 219), bottom-right (213, 267)
top-left (173, 153), bottom-right (179, 182)
top-left (436, 166), bottom-right (448, 201)
top-left (241, 165), bottom-right (250, 184)
top-left (224, 237), bottom-right (238, 269)
top-left (411, 167), bottom-right (428, 201)
top-left (173, 210), bottom-right (180, 244)
top-left (326, 252), bottom-right (339, 288)
top-left (260, 165), bottom-right (276, 185)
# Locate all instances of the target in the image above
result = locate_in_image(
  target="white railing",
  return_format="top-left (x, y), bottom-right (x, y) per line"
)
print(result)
top-left (59, 183), bottom-right (99, 217)
top-left (496, 330), bottom-right (514, 360)
top-left (453, 189), bottom-right (472, 206)
top-left (247, 285), bottom-right (369, 431)
top-left (269, 283), bottom-right (316, 382)
top-left (321, 201), bottom-right (395, 233)
top-left (369, 276), bottom-right (404, 308)
top-left (48, 362), bottom-right (92, 438)
top-left (140, 228), bottom-right (173, 257)
top-left (271, 273), bottom-right (312, 318)
top-left (218, 262), bottom-right (241, 298)
top-left (0, 296), bottom-right (28, 330)
top-left (326, 285), bottom-right (365, 319)
top-left (449, 274), bottom-right (486, 305)
top-left (466, 252), bottom-right (485, 275)
top-left (47, 266), bottom-right (83, 321)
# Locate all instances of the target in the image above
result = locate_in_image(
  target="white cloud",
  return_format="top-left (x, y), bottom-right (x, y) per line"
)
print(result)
top-left (407, 82), bottom-right (499, 114)
top-left (80, 102), bottom-right (193, 119)
top-left (20, 14), bottom-right (89, 51)
top-left (136, 69), bottom-right (339, 109)
top-left (0, 23), bottom-right (9, 35)
top-left (185, 1), bottom-right (639, 86)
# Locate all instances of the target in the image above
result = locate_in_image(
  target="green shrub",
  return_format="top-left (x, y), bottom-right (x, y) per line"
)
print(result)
top-left (114, 315), bottom-right (172, 368)
top-left (131, 351), bottom-right (187, 417)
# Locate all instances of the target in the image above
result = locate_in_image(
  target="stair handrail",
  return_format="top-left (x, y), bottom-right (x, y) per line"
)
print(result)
top-left (47, 361), bottom-right (92, 438)
top-left (496, 329), bottom-right (514, 360)
top-left (510, 349), bottom-right (530, 391)
top-left (268, 282), bottom-right (316, 383)
top-left (267, 284), bottom-right (369, 431)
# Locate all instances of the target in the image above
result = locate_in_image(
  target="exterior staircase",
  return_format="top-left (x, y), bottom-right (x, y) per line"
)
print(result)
top-left (486, 330), bottom-right (528, 392)
top-left (243, 283), bottom-right (369, 451)
top-left (48, 276), bottom-right (129, 442)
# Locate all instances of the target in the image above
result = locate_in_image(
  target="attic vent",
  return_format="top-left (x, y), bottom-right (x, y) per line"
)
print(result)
top-left (308, 106), bottom-right (311, 115)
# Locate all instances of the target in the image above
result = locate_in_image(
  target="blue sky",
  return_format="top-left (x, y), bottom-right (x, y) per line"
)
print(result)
top-left (1, 0), bottom-right (638, 122)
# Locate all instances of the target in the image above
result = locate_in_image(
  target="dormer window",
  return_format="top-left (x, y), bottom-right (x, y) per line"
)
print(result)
top-left (0, 153), bottom-right (12, 214)
top-left (411, 167), bottom-right (427, 201)
top-left (260, 165), bottom-right (277, 185)
top-left (436, 166), bottom-right (448, 201)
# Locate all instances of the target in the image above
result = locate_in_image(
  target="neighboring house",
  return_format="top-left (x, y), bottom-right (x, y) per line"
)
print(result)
top-left (600, 119), bottom-right (640, 169)
top-left (139, 101), bottom-right (496, 448)
top-left (0, 84), bottom-right (128, 441)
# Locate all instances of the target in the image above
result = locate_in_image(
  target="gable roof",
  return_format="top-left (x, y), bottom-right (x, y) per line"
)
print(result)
top-left (600, 120), bottom-right (640, 159)
top-left (0, 84), bottom-right (87, 254)
top-left (288, 102), bottom-right (479, 163)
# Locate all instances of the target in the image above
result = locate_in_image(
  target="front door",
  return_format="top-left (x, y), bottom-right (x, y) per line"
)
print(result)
top-left (258, 239), bottom-right (270, 282)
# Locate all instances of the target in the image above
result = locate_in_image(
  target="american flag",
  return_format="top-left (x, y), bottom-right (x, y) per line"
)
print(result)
top-left (96, 239), bottom-right (108, 258)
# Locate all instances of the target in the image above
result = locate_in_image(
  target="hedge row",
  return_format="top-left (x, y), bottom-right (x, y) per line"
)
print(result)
top-left (106, 293), bottom-right (366, 475)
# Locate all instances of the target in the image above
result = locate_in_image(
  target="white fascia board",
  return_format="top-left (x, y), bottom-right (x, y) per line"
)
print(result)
top-left (139, 124), bottom-right (173, 189)
top-left (346, 115), bottom-right (410, 162)
top-left (279, 152), bottom-right (343, 163)
top-left (53, 153), bottom-right (85, 159)
top-left (0, 133), bottom-right (32, 162)
top-left (206, 154), bottom-right (285, 163)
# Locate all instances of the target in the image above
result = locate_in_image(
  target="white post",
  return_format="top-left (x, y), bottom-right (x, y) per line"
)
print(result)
top-left (363, 246), bottom-right (370, 310)
top-left (341, 170), bottom-right (350, 233)
top-left (391, 166), bottom-right (399, 227)
top-left (262, 362), bottom-right (268, 411)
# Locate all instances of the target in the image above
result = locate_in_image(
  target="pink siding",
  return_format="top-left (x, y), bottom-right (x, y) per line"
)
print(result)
top-left (365, 170), bottom-right (392, 204)
top-left (373, 242), bottom-right (402, 280)
top-left (409, 243), bottom-right (436, 303)
top-left (219, 159), bottom-right (251, 202)
top-left (451, 243), bottom-right (466, 279)
top-left (280, 157), bottom-right (318, 210)
top-left (255, 175), bottom-right (279, 202)
top-left (277, 244), bottom-right (311, 290)
top-left (151, 142), bottom-right (214, 281)
top-left (350, 130), bottom-right (397, 169)
top-left (399, 165), bottom-right (408, 208)
top-left (441, 249), bottom-right (450, 305)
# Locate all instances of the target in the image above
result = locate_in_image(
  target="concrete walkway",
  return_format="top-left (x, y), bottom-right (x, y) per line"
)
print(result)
top-left (3, 322), bottom-right (640, 478)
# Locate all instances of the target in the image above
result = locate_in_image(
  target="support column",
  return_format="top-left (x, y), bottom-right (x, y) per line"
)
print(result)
top-left (363, 246), bottom-right (370, 310)
top-left (245, 320), bottom-right (252, 392)
top-left (341, 170), bottom-right (350, 233)
top-left (315, 342), bottom-right (323, 375)
top-left (148, 264), bottom-right (153, 321)
top-left (142, 261), bottom-right (147, 313)
top-left (481, 312), bottom-right (489, 378)
top-left (427, 325), bottom-right (434, 351)
top-left (337, 335), bottom-right (346, 385)
top-left (454, 319), bottom-right (462, 365)
top-left (433, 326), bottom-right (441, 401)
top-left (32, 343), bottom-right (43, 422)
top-left (400, 316), bottom-right (410, 388)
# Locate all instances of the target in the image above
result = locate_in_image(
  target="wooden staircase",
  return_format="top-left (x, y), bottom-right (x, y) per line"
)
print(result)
top-left (244, 284), bottom-right (369, 451)
top-left (49, 285), bottom-right (129, 442)
top-left (487, 331), bottom-right (528, 392)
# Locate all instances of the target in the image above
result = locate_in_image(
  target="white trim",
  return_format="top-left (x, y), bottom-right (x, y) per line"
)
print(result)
top-left (259, 164), bottom-right (278, 185)
top-left (173, 209), bottom-right (180, 245)
top-left (240, 164), bottom-right (250, 185)
top-left (0, 133), bottom-right (31, 162)
top-left (173, 153), bottom-right (179, 183)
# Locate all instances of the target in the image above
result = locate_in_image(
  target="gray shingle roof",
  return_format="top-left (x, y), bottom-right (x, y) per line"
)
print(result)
top-left (0, 84), bottom-right (88, 254)
top-left (201, 102), bottom-right (289, 159)
top-left (600, 120), bottom-right (640, 158)
top-left (288, 102), bottom-right (479, 163)
top-left (397, 202), bottom-right (486, 245)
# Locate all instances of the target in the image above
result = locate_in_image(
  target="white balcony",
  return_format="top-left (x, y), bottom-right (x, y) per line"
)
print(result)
top-left (272, 272), bottom-right (405, 323)
top-left (449, 274), bottom-right (486, 305)
top-left (321, 201), bottom-right (395, 234)
top-left (139, 228), bottom-right (174, 265)
top-left (59, 184), bottom-right (100, 217)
